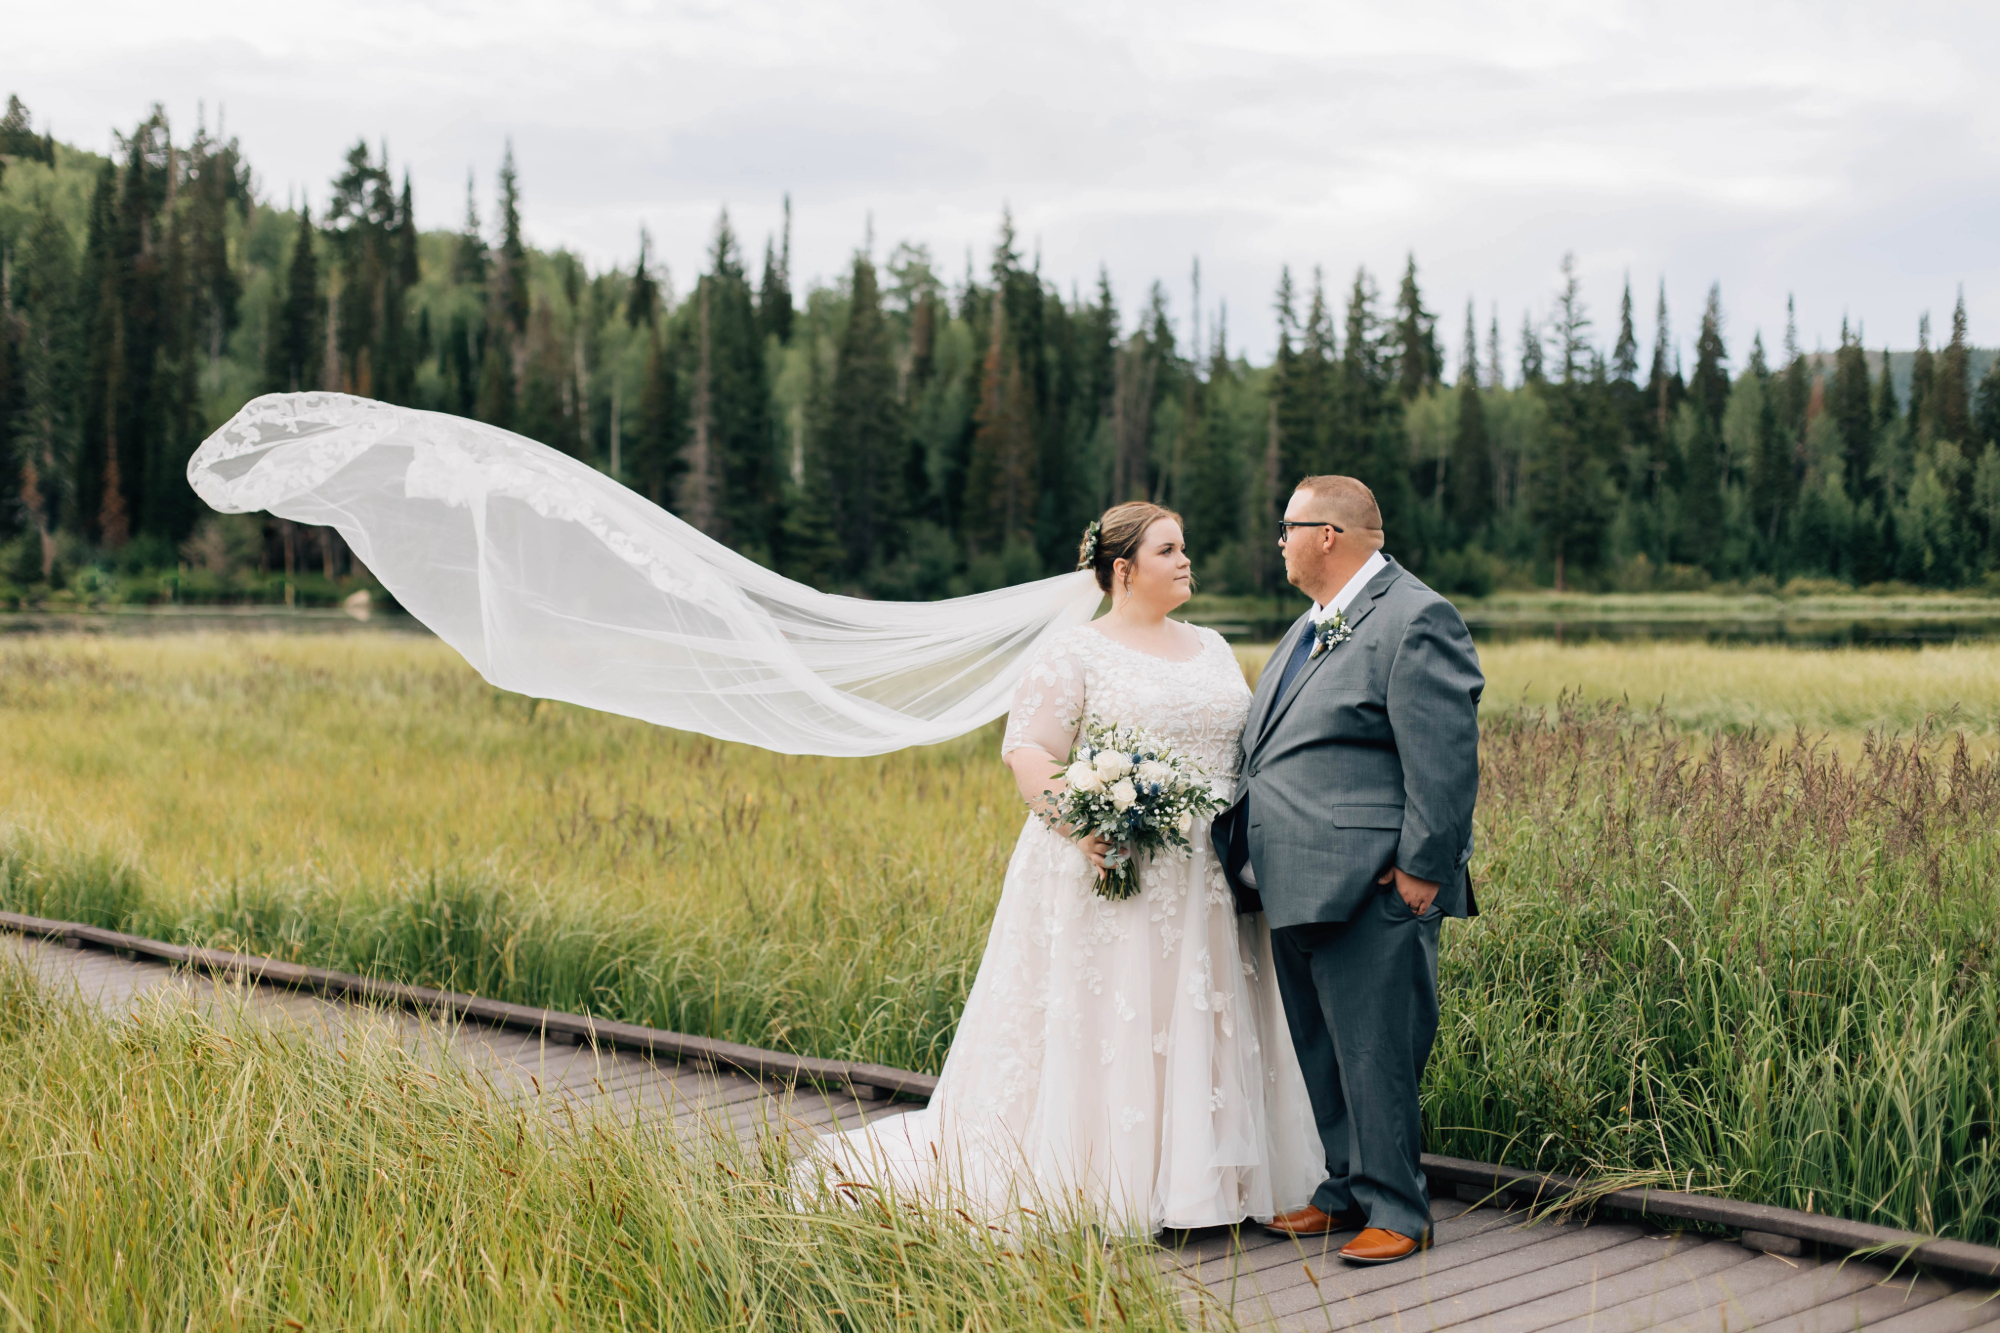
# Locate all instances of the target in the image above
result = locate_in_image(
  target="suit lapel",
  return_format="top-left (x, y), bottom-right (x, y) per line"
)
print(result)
top-left (1258, 558), bottom-right (1403, 744)
top-left (1249, 611), bottom-right (1314, 746)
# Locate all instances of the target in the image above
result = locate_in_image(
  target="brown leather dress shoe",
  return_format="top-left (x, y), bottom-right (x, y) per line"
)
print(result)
top-left (1339, 1226), bottom-right (1433, 1264)
top-left (1260, 1203), bottom-right (1368, 1237)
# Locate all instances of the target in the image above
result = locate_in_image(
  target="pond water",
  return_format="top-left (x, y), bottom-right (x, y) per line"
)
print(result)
top-left (5, 606), bottom-right (1999, 647)
top-left (1188, 611), bottom-right (2000, 647)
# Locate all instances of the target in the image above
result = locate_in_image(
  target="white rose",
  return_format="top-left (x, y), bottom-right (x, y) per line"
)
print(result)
top-left (1109, 778), bottom-right (1138, 811)
top-left (1137, 760), bottom-right (1172, 786)
top-left (1065, 760), bottom-right (1103, 792)
top-left (1177, 811), bottom-right (1194, 835)
top-left (1094, 750), bottom-right (1131, 779)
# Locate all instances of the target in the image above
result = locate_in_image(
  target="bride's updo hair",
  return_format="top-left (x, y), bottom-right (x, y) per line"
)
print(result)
top-left (1081, 501), bottom-right (1183, 593)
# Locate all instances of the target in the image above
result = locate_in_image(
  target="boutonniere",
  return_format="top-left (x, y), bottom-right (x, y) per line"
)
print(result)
top-left (1308, 608), bottom-right (1353, 659)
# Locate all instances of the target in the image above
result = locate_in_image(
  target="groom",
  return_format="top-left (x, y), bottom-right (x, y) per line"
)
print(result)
top-left (1238, 475), bottom-right (1482, 1265)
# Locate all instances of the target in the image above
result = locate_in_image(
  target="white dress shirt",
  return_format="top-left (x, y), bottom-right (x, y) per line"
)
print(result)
top-left (1314, 549), bottom-right (1388, 619)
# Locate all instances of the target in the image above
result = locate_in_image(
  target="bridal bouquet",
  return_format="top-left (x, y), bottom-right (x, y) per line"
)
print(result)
top-left (1040, 721), bottom-right (1230, 902)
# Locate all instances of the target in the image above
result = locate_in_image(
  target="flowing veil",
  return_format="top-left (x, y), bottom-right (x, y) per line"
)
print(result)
top-left (187, 393), bottom-right (1105, 756)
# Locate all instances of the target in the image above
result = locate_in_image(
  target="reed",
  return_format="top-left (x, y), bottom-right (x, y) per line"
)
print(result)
top-left (3, 634), bottom-right (1998, 1244)
top-left (0, 959), bottom-right (1195, 1331)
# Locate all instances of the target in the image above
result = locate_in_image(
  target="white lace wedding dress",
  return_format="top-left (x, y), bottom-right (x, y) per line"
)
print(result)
top-left (810, 623), bottom-right (1322, 1233)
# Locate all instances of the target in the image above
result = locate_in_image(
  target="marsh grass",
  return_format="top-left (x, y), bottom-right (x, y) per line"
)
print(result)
top-left (1232, 639), bottom-right (2000, 739)
top-left (3, 636), bottom-right (1999, 1244)
top-left (0, 958), bottom-right (1197, 1331)
top-left (1431, 698), bottom-right (2000, 1244)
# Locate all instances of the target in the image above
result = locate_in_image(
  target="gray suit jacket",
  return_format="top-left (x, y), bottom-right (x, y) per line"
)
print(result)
top-left (1239, 556), bottom-right (1484, 929)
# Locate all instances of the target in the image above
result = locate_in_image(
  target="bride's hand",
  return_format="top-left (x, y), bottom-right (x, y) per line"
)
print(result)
top-left (1074, 831), bottom-right (1110, 873)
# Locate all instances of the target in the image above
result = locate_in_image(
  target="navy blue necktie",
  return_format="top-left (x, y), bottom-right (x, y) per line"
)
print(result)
top-left (1272, 619), bottom-right (1318, 704)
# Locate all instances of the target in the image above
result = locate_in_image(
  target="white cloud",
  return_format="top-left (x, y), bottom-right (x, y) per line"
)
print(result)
top-left (11, 0), bottom-right (1998, 371)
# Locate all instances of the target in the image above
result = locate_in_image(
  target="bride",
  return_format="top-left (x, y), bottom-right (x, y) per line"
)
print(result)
top-left (812, 501), bottom-right (1321, 1233)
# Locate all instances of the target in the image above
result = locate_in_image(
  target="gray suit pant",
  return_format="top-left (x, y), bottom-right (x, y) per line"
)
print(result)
top-left (1271, 889), bottom-right (1441, 1241)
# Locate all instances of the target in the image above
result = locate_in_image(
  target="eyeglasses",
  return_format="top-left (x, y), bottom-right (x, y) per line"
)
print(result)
top-left (1276, 520), bottom-right (1344, 544)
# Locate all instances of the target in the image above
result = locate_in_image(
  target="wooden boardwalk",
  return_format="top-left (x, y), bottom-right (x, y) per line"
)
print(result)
top-left (7, 930), bottom-right (1997, 1333)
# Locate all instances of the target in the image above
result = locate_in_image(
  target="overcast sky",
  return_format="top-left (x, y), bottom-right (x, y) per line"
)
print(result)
top-left (13, 0), bottom-right (1999, 375)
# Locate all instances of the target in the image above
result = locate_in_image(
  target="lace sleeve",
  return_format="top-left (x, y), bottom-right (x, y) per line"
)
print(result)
top-left (1000, 631), bottom-right (1087, 760)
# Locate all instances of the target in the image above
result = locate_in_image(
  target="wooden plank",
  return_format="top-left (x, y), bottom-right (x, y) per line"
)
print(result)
top-left (1661, 1260), bottom-right (1922, 1333)
top-left (1414, 1235), bottom-right (1751, 1333)
top-left (1864, 1288), bottom-right (2000, 1333)
top-left (1193, 1210), bottom-right (1525, 1324)
top-left (1528, 1250), bottom-right (1814, 1333)
top-left (1343, 1231), bottom-right (1703, 1333)
top-left (1422, 1155), bottom-right (2000, 1284)
top-left (1765, 1269), bottom-right (1955, 1333)
top-left (1251, 1217), bottom-right (1650, 1326)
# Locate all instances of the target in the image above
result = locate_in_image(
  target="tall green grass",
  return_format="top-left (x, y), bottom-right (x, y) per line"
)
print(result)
top-left (3, 636), bottom-right (1999, 1245)
top-left (0, 960), bottom-right (1197, 1331)
top-left (1430, 699), bottom-right (2000, 1243)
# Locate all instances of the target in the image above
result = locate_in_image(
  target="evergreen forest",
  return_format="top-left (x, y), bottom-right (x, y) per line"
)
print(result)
top-left (3, 96), bottom-right (1999, 607)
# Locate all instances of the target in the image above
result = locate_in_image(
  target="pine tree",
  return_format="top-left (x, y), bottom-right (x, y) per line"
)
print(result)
top-left (75, 159), bottom-right (119, 540)
top-left (1550, 254), bottom-right (1593, 385)
top-left (1611, 277), bottom-right (1639, 385)
top-left (10, 201), bottom-right (77, 570)
top-left (626, 228), bottom-right (662, 330)
top-left (1110, 308), bottom-right (1161, 502)
top-left (1447, 299), bottom-right (1493, 534)
top-left (1689, 283), bottom-right (1729, 433)
top-left (494, 142), bottom-right (529, 336)
top-left (630, 330), bottom-right (682, 502)
top-left (186, 128), bottom-right (244, 366)
top-left (1297, 269), bottom-right (1337, 473)
top-left (1518, 310), bottom-right (1544, 385)
top-left (1830, 320), bottom-right (1873, 503)
top-left (1935, 291), bottom-right (1971, 446)
top-left (1266, 266), bottom-right (1311, 500)
top-left (1645, 280), bottom-right (1682, 445)
top-left (687, 211), bottom-right (774, 557)
top-left (1607, 275), bottom-right (1648, 498)
top-left (517, 298), bottom-right (574, 453)
top-left (1486, 307), bottom-right (1503, 390)
top-left (0, 96), bottom-right (55, 168)
top-left (964, 286), bottom-right (1036, 549)
top-left (1333, 267), bottom-right (1383, 475)
top-left (820, 250), bottom-right (902, 574)
top-left (1749, 329), bottom-right (1795, 543)
top-left (272, 204), bottom-right (321, 393)
top-left (326, 141), bottom-right (394, 395)
top-left (1874, 344), bottom-right (1899, 437)
top-left (1974, 354), bottom-right (2000, 452)
top-left (451, 171), bottom-right (488, 288)
top-left (1391, 254), bottom-right (1440, 401)
top-left (757, 195), bottom-right (794, 345)
top-left (145, 194), bottom-right (203, 544)
top-left (1177, 318), bottom-right (1244, 558)
top-left (1677, 284), bottom-right (1730, 555)
top-left (1907, 313), bottom-right (1934, 441)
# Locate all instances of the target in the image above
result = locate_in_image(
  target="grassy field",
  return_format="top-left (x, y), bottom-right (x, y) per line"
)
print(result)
top-left (0, 959), bottom-right (1190, 1331)
top-left (2, 634), bottom-right (1997, 1246)
top-left (1237, 639), bottom-right (2000, 738)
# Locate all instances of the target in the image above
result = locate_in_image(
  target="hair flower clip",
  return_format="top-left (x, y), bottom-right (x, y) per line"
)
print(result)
top-left (1075, 520), bottom-right (1102, 571)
